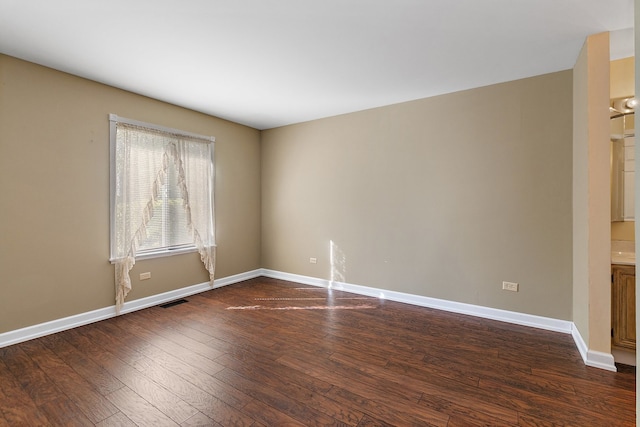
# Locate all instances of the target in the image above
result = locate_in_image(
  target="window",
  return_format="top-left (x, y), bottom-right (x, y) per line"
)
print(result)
top-left (109, 114), bottom-right (216, 312)
top-left (134, 152), bottom-right (194, 255)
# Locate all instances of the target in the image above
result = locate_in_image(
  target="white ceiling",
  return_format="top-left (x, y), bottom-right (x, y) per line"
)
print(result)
top-left (0, 0), bottom-right (634, 130)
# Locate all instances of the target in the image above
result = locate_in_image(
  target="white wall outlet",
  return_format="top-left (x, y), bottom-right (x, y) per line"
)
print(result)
top-left (140, 272), bottom-right (151, 280)
top-left (309, 257), bottom-right (317, 264)
top-left (502, 281), bottom-right (518, 292)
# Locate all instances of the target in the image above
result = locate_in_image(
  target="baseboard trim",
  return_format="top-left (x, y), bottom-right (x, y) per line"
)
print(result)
top-left (262, 269), bottom-right (620, 372)
top-left (262, 269), bottom-right (573, 334)
top-left (0, 269), bottom-right (262, 349)
top-left (2, 268), bottom-right (619, 372)
top-left (585, 350), bottom-right (618, 372)
top-left (571, 325), bottom-right (617, 372)
top-left (261, 269), bottom-right (331, 288)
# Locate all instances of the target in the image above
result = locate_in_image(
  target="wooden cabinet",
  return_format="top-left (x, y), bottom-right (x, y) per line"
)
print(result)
top-left (612, 264), bottom-right (636, 351)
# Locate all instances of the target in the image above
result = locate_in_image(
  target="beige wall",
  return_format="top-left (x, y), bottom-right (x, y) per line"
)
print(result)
top-left (611, 56), bottom-right (635, 99)
top-left (0, 55), bottom-right (261, 334)
top-left (611, 221), bottom-right (635, 241)
top-left (262, 71), bottom-right (573, 320)
top-left (572, 33), bottom-right (611, 351)
top-left (573, 41), bottom-right (591, 342)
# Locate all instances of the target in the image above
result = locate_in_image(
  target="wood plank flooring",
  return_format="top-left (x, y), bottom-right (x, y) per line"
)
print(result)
top-left (0, 277), bottom-right (635, 426)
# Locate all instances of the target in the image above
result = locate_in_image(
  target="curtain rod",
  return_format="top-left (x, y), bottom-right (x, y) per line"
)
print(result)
top-left (109, 114), bottom-right (215, 143)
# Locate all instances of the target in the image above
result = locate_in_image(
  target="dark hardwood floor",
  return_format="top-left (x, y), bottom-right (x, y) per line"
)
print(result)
top-left (0, 277), bottom-right (635, 426)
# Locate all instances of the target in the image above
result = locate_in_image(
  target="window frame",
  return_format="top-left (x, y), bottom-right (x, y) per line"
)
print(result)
top-left (108, 114), bottom-right (215, 263)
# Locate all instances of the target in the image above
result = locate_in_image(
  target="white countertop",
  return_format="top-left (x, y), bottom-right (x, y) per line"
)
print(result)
top-left (612, 252), bottom-right (636, 265)
top-left (612, 240), bottom-right (636, 266)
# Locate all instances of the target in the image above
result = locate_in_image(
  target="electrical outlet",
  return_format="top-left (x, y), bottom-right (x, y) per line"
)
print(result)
top-left (502, 281), bottom-right (518, 292)
top-left (309, 257), bottom-right (317, 264)
top-left (140, 272), bottom-right (151, 280)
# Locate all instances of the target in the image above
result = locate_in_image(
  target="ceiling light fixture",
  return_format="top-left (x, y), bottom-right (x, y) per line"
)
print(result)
top-left (611, 97), bottom-right (638, 117)
top-left (625, 98), bottom-right (638, 109)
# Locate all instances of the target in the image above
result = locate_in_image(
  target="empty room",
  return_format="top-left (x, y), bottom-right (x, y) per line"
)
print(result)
top-left (0, 1), bottom-right (637, 425)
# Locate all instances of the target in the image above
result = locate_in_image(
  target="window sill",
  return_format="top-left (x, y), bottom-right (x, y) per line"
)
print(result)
top-left (109, 246), bottom-right (198, 264)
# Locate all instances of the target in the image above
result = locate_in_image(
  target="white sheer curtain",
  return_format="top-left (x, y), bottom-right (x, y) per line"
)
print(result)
top-left (112, 120), bottom-right (215, 313)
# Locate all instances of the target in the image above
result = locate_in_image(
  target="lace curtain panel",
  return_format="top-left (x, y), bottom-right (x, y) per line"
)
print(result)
top-left (111, 119), bottom-right (216, 313)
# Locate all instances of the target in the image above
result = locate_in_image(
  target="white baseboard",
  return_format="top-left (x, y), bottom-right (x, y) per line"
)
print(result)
top-left (0, 269), bottom-right (262, 349)
top-left (262, 269), bottom-right (572, 334)
top-left (2, 268), bottom-right (619, 373)
top-left (262, 269), bottom-right (620, 372)
top-left (585, 350), bottom-right (616, 372)
top-left (571, 325), bottom-right (617, 372)
top-left (261, 269), bottom-right (330, 288)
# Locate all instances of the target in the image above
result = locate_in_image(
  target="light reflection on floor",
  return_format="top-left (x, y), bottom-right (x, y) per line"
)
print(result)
top-left (225, 287), bottom-right (378, 311)
top-left (226, 305), bottom-right (376, 310)
top-left (253, 297), bottom-right (372, 301)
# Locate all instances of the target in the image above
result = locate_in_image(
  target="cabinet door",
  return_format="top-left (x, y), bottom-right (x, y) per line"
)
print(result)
top-left (612, 265), bottom-right (636, 351)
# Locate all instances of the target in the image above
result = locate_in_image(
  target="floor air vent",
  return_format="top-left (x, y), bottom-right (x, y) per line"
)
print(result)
top-left (160, 299), bottom-right (188, 308)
